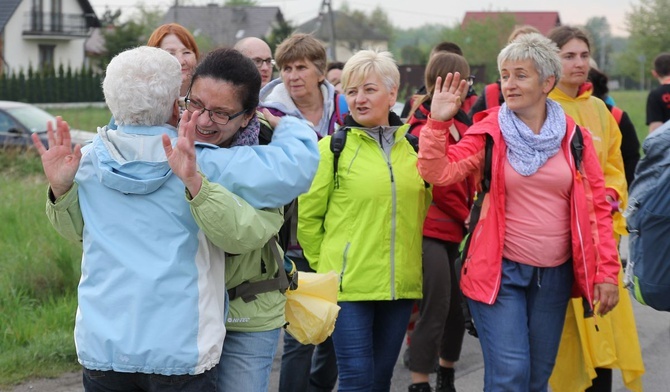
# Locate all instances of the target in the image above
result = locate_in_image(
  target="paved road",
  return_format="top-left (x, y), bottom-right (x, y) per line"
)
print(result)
top-left (11, 298), bottom-right (670, 392)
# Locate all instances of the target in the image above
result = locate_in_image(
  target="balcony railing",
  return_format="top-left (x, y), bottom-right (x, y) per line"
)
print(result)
top-left (23, 12), bottom-right (92, 38)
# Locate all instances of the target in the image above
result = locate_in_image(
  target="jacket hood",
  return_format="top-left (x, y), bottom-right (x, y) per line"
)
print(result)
top-left (88, 124), bottom-right (177, 195)
top-left (259, 78), bottom-right (336, 137)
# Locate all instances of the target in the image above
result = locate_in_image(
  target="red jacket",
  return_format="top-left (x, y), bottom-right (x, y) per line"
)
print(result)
top-left (417, 107), bottom-right (620, 309)
top-left (408, 103), bottom-right (474, 243)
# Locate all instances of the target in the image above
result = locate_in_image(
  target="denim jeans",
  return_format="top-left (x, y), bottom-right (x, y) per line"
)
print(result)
top-left (217, 328), bottom-right (281, 392)
top-left (331, 299), bottom-right (414, 392)
top-left (82, 365), bottom-right (218, 392)
top-left (279, 334), bottom-right (338, 392)
top-left (468, 258), bottom-right (573, 392)
top-left (279, 256), bottom-right (338, 392)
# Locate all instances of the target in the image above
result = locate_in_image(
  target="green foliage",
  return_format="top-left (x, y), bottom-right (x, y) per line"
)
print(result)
top-left (620, 0), bottom-right (670, 84)
top-left (447, 14), bottom-right (518, 83)
top-left (584, 16), bottom-right (613, 71)
top-left (0, 65), bottom-right (103, 103)
top-left (267, 19), bottom-right (295, 54)
top-left (99, 20), bottom-right (145, 70)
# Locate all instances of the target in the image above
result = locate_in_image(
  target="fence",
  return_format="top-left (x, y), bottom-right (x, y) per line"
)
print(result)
top-left (0, 64), bottom-right (103, 103)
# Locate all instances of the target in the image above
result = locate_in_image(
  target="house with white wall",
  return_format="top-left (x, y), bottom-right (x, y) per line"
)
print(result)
top-left (0, 0), bottom-right (100, 74)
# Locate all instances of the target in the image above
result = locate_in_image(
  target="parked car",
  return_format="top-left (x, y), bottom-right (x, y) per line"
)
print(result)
top-left (0, 101), bottom-right (95, 148)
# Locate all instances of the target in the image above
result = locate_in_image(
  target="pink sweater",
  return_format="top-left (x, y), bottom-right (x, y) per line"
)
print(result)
top-left (503, 150), bottom-right (572, 267)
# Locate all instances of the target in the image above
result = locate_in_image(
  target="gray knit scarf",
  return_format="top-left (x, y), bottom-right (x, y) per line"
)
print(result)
top-left (498, 99), bottom-right (566, 176)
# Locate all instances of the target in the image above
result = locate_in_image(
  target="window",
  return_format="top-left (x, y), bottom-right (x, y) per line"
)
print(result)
top-left (51, 0), bottom-right (63, 32)
top-left (38, 45), bottom-right (55, 71)
top-left (31, 0), bottom-right (43, 31)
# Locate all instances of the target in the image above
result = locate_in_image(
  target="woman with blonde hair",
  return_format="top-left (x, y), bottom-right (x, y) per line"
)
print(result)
top-left (298, 49), bottom-right (430, 391)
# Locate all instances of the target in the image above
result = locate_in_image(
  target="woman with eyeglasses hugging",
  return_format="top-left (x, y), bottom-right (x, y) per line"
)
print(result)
top-left (405, 52), bottom-right (475, 392)
top-left (183, 47), bottom-right (297, 392)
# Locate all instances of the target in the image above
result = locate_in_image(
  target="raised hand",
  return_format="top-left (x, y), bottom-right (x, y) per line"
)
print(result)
top-left (163, 110), bottom-right (203, 196)
top-left (32, 116), bottom-right (82, 198)
top-left (430, 72), bottom-right (468, 122)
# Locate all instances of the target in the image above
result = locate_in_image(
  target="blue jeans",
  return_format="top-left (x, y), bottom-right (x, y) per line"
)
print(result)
top-left (468, 258), bottom-right (573, 392)
top-left (331, 300), bottom-right (414, 392)
top-left (279, 256), bottom-right (338, 392)
top-left (217, 328), bottom-right (280, 392)
top-left (82, 366), bottom-right (218, 392)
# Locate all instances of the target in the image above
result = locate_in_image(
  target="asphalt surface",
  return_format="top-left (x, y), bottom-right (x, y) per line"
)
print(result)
top-left (9, 299), bottom-right (670, 392)
top-left (11, 241), bottom-right (670, 392)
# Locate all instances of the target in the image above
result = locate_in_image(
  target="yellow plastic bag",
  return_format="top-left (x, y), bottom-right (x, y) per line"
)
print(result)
top-left (285, 271), bottom-right (341, 345)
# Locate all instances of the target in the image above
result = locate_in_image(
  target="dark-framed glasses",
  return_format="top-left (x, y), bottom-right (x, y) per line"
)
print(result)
top-left (184, 98), bottom-right (247, 125)
top-left (466, 75), bottom-right (476, 86)
top-left (252, 57), bottom-right (276, 68)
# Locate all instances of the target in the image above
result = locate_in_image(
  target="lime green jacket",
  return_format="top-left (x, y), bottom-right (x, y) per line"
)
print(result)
top-left (188, 181), bottom-right (285, 333)
top-left (298, 124), bottom-right (431, 302)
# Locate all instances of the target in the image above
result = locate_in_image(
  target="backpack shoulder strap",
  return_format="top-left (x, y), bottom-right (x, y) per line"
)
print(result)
top-left (226, 238), bottom-right (291, 302)
top-left (484, 83), bottom-right (501, 110)
top-left (405, 132), bottom-right (419, 153)
top-left (610, 106), bottom-right (624, 125)
top-left (481, 133), bottom-right (494, 193)
top-left (330, 127), bottom-right (349, 188)
top-left (571, 125), bottom-right (584, 171)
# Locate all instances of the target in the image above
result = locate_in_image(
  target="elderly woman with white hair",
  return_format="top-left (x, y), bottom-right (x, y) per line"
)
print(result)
top-left (297, 49), bottom-right (430, 391)
top-left (416, 33), bottom-right (621, 391)
top-left (32, 45), bottom-right (319, 392)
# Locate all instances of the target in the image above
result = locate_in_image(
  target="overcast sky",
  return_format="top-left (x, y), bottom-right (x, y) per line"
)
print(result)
top-left (87, 0), bottom-right (635, 37)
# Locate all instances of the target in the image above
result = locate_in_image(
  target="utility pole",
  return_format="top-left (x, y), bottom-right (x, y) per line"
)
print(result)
top-left (174, 0), bottom-right (179, 24)
top-left (319, 0), bottom-right (337, 61)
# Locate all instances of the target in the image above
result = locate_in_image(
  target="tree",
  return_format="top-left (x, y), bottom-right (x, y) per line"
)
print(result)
top-left (97, 6), bottom-right (166, 71)
top-left (447, 14), bottom-right (517, 82)
top-left (622, 0), bottom-right (670, 87)
top-left (584, 17), bottom-right (612, 70)
top-left (266, 19), bottom-right (295, 54)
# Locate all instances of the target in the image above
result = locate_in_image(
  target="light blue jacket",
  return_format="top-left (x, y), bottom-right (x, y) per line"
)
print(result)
top-left (48, 116), bottom-right (318, 375)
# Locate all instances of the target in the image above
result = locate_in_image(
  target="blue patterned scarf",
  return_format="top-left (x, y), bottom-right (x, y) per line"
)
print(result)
top-left (498, 99), bottom-right (566, 176)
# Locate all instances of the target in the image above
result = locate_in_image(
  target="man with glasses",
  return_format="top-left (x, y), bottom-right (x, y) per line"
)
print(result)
top-left (235, 37), bottom-right (275, 88)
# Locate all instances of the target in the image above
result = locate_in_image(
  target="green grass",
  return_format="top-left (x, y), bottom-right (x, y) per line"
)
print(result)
top-left (44, 106), bottom-right (112, 133)
top-left (0, 150), bottom-right (82, 388)
top-left (609, 90), bottom-right (647, 145)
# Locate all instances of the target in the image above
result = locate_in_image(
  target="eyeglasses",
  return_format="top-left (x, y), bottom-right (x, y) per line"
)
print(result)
top-left (251, 57), bottom-right (276, 68)
top-left (184, 98), bottom-right (247, 125)
top-left (466, 75), bottom-right (476, 86)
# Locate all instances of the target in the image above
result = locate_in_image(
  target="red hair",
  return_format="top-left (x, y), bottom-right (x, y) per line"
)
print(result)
top-left (147, 23), bottom-right (200, 60)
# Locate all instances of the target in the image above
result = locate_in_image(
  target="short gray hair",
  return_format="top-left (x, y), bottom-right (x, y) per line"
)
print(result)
top-left (341, 49), bottom-right (399, 92)
top-left (103, 46), bottom-right (181, 126)
top-left (497, 33), bottom-right (562, 86)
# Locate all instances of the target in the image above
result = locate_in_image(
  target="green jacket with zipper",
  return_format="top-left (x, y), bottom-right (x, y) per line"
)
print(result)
top-left (298, 123), bottom-right (430, 302)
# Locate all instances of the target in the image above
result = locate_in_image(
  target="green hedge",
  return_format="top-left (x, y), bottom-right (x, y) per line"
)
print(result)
top-left (0, 64), bottom-right (103, 103)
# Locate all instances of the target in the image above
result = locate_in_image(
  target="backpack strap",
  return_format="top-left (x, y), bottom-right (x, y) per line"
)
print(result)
top-left (484, 83), bottom-right (501, 110)
top-left (610, 106), bottom-right (623, 125)
top-left (330, 127), bottom-right (349, 188)
top-left (571, 125), bottom-right (584, 172)
top-left (226, 237), bottom-right (292, 303)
